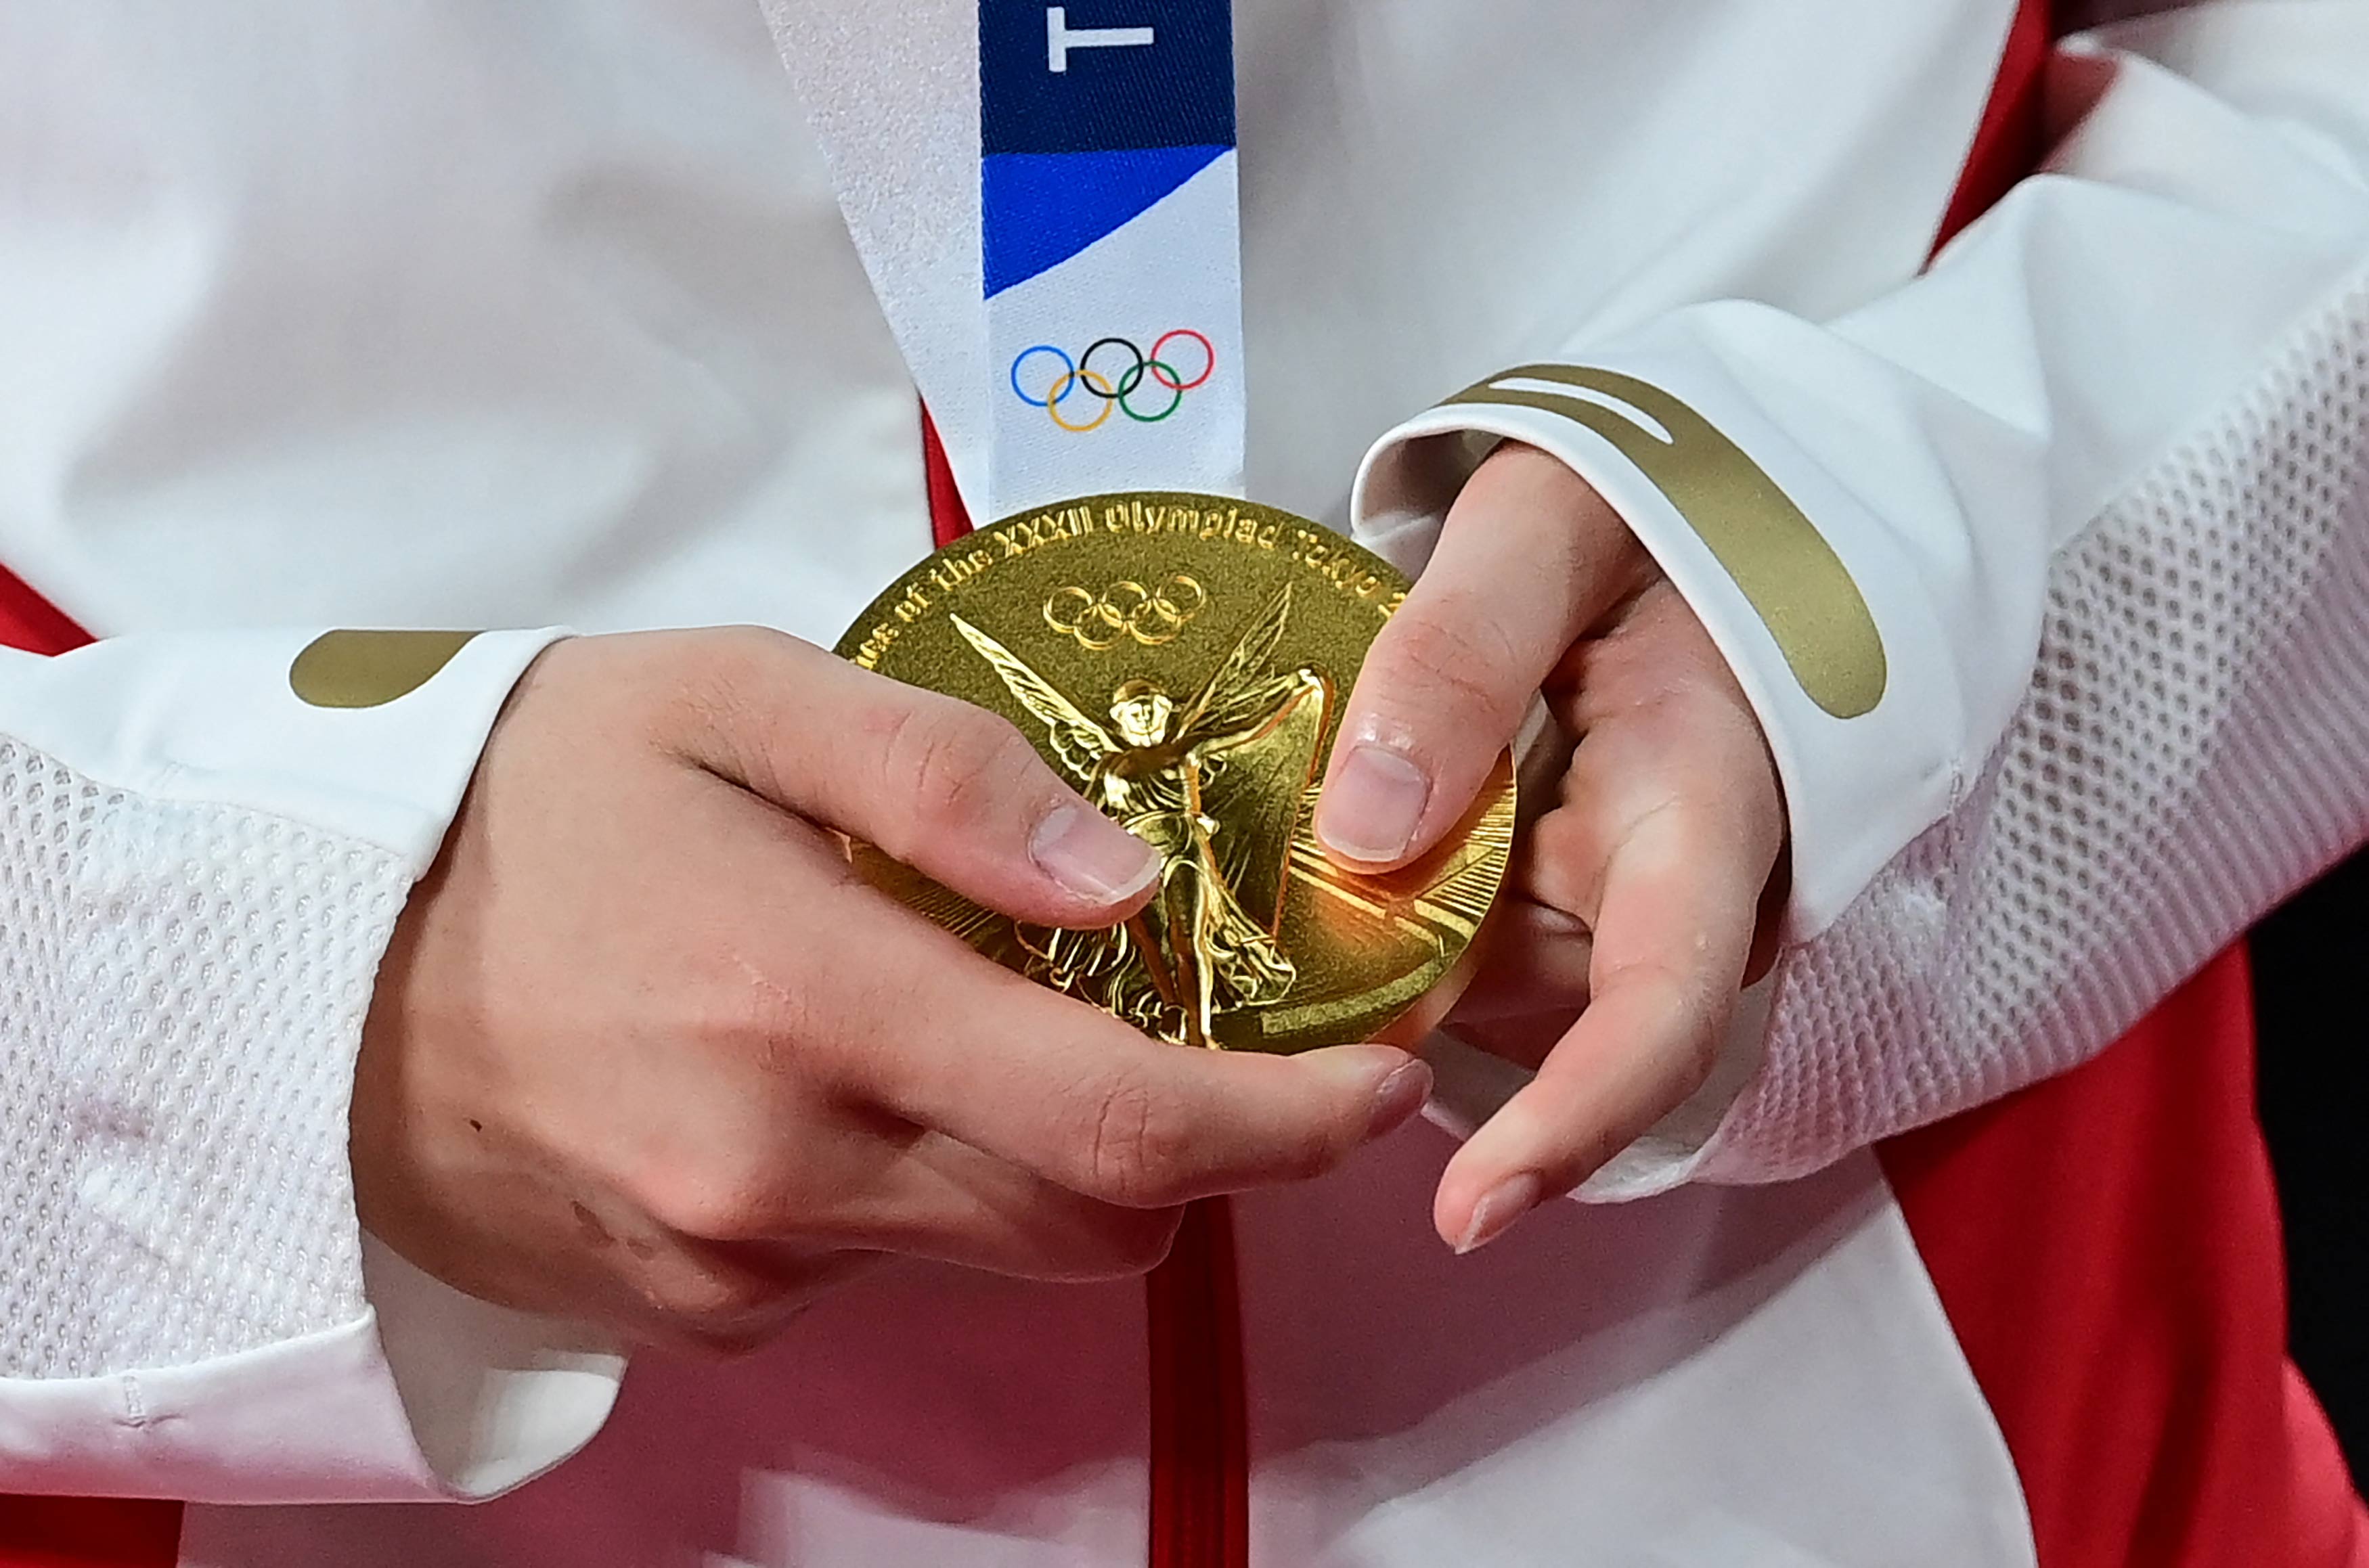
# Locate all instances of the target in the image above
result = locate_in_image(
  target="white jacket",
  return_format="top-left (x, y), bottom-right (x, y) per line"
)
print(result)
top-left (1, 1), bottom-right (2366, 1562)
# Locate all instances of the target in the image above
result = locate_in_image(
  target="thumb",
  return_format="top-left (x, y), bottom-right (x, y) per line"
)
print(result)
top-left (1316, 444), bottom-right (1645, 872)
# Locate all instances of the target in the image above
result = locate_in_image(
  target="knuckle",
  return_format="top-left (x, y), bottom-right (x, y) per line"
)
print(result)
top-left (1610, 958), bottom-right (1730, 1096)
top-left (684, 625), bottom-right (799, 720)
top-left (709, 947), bottom-right (828, 1075)
top-left (874, 698), bottom-right (1036, 852)
top-left (665, 625), bottom-right (810, 778)
top-left (1672, 1013), bottom-right (1727, 1099)
top-left (1077, 1072), bottom-right (1193, 1207)
top-left (705, 622), bottom-right (801, 676)
top-left (1375, 608), bottom-right (1528, 734)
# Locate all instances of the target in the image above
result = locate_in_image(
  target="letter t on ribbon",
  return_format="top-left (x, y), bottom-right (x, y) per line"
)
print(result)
top-left (1046, 7), bottom-right (1156, 72)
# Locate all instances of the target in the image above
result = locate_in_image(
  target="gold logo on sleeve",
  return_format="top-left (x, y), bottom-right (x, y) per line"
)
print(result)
top-left (288, 629), bottom-right (479, 709)
top-left (1445, 363), bottom-right (1887, 719)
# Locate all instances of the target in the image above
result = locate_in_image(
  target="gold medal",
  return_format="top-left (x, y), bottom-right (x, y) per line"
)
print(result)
top-left (835, 491), bottom-right (1513, 1053)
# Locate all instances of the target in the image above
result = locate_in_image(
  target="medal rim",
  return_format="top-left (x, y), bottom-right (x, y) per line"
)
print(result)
top-left (833, 489), bottom-right (1515, 1052)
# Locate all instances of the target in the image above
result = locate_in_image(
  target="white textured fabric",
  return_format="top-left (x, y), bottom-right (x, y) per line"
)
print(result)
top-left (1702, 269), bottom-right (2369, 1179)
top-left (1369, 261), bottom-right (2369, 1199)
top-left (0, 625), bottom-right (572, 1498)
top-left (0, 740), bottom-right (406, 1377)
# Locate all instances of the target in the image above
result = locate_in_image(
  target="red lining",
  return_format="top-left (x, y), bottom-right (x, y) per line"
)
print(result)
top-left (1882, 954), bottom-right (2367, 1567)
top-left (1931, 0), bottom-right (2054, 257)
top-left (923, 403), bottom-right (977, 549)
top-left (0, 565), bottom-right (87, 659)
top-left (0, 1500), bottom-right (181, 1568)
top-left (1144, 1201), bottom-right (1251, 1568)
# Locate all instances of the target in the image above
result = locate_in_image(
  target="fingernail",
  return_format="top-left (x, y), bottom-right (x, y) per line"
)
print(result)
top-left (1030, 805), bottom-right (1160, 903)
top-left (1319, 745), bottom-right (1431, 864)
top-left (1455, 1171), bottom-right (1543, 1255)
top-left (1367, 1059), bottom-right (1434, 1140)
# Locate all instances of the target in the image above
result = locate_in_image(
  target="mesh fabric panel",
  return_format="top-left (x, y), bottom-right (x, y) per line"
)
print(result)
top-left (1700, 267), bottom-right (2369, 1182)
top-left (0, 743), bottom-right (405, 1377)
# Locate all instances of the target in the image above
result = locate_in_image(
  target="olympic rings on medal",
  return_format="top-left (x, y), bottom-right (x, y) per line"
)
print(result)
top-left (1008, 332), bottom-right (1216, 432)
top-left (1043, 575), bottom-right (1210, 649)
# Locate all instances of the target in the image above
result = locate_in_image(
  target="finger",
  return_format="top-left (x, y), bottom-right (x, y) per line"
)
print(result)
top-left (667, 1125), bottom-right (1192, 1347)
top-left (789, 873), bottom-right (1435, 1207)
top-left (686, 629), bottom-right (1163, 927)
top-left (791, 1117), bottom-right (1187, 1283)
top-left (1433, 664), bottom-right (1781, 1251)
top-left (1444, 899), bottom-right (1593, 1027)
top-left (1434, 806), bottom-right (1764, 1251)
top-left (1315, 443), bottom-right (1645, 872)
top-left (606, 1236), bottom-right (879, 1357)
top-left (1434, 943), bottom-right (1734, 1255)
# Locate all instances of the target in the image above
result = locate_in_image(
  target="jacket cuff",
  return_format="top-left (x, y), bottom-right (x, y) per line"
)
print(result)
top-left (1, 627), bottom-right (567, 872)
top-left (0, 626), bottom-right (606, 1500)
top-left (0, 1246), bottom-right (621, 1503)
top-left (1353, 340), bottom-right (2022, 940)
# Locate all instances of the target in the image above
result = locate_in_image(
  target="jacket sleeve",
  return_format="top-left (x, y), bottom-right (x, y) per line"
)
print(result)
top-left (0, 625), bottom-right (626, 1502)
top-left (1351, 1), bottom-right (2369, 1197)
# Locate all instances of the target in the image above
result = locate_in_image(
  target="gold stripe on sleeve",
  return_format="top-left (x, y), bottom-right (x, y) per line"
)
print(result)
top-left (1443, 364), bottom-right (1886, 719)
top-left (290, 629), bottom-right (480, 709)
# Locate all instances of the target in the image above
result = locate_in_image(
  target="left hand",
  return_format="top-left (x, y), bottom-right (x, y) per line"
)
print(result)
top-left (1314, 441), bottom-right (1786, 1253)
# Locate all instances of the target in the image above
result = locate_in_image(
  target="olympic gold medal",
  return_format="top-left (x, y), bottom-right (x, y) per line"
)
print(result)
top-left (835, 492), bottom-right (1514, 1054)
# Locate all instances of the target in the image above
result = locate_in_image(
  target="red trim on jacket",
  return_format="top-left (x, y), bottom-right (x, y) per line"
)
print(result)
top-left (1145, 1201), bottom-right (1251, 1568)
top-left (1883, 954), bottom-right (2367, 1567)
top-left (1932, 0), bottom-right (2053, 254)
top-left (0, 1499), bottom-right (181, 1568)
top-left (0, 566), bottom-right (87, 658)
top-left (923, 403), bottom-right (977, 549)
top-left (1881, 5), bottom-right (2367, 1563)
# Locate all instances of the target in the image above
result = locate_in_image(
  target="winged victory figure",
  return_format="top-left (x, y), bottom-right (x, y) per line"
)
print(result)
top-left (950, 584), bottom-right (1331, 1048)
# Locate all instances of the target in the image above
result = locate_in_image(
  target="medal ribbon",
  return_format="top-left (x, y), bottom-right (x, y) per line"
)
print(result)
top-left (771, 6), bottom-right (1254, 1564)
top-left (979, 0), bottom-right (1245, 518)
top-left (762, 0), bottom-right (1247, 524)
top-left (973, 18), bottom-right (1252, 1559)
top-left (920, 381), bottom-right (1248, 1568)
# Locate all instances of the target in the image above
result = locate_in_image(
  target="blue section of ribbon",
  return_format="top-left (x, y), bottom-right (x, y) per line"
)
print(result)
top-left (981, 0), bottom-right (1235, 156)
top-left (983, 145), bottom-right (1226, 297)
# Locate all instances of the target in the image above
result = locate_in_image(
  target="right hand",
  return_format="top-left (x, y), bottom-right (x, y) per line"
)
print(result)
top-left (352, 629), bottom-right (1431, 1352)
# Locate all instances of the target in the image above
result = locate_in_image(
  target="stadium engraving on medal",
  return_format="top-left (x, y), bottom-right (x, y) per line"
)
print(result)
top-left (836, 492), bottom-right (1514, 1054)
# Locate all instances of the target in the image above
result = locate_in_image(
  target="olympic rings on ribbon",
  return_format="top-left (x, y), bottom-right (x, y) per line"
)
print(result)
top-left (1047, 367), bottom-right (1119, 432)
top-left (1008, 331), bottom-right (1216, 432)
top-left (1043, 575), bottom-right (1210, 649)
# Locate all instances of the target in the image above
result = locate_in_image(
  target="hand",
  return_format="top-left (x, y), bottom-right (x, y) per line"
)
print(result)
top-left (354, 629), bottom-right (1431, 1352)
top-left (1314, 443), bottom-right (1784, 1253)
